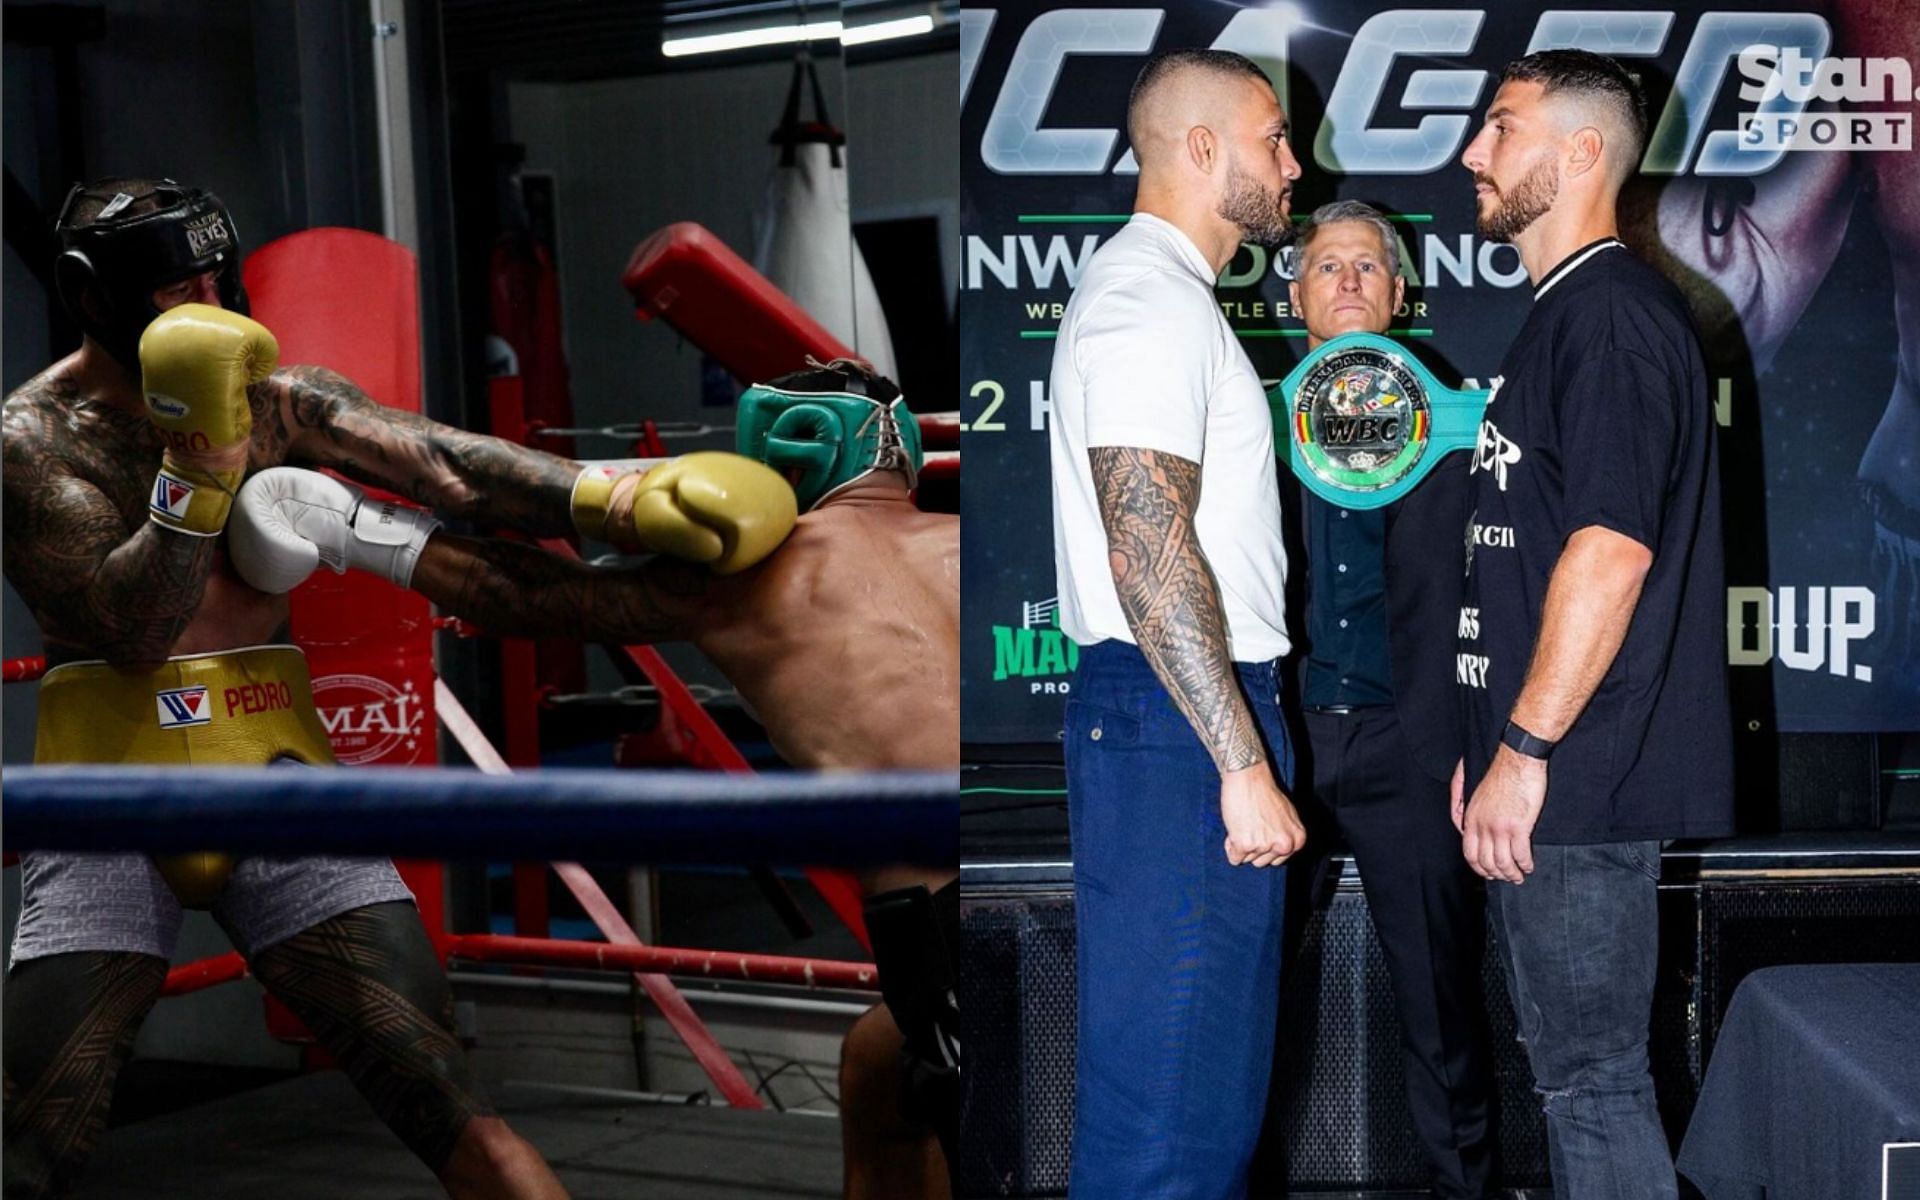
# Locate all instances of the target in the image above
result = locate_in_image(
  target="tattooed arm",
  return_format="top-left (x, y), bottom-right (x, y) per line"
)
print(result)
top-left (1090, 446), bottom-right (1264, 771)
top-left (1, 389), bottom-right (217, 670)
top-left (260, 366), bottom-right (580, 536)
top-left (1090, 445), bottom-right (1304, 866)
top-left (407, 533), bottom-right (711, 645)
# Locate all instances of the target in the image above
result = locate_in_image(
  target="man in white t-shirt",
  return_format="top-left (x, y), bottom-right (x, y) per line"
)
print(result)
top-left (1048, 48), bottom-right (1305, 1197)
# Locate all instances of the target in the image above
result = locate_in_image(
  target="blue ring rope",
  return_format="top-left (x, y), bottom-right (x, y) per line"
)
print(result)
top-left (3, 767), bottom-right (957, 866)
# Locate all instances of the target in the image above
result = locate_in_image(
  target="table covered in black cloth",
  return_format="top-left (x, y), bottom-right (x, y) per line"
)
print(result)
top-left (1678, 963), bottom-right (1920, 1199)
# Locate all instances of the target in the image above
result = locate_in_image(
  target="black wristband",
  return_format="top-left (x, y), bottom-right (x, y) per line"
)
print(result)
top-left (1501, 719), bottom-right (1556, 761)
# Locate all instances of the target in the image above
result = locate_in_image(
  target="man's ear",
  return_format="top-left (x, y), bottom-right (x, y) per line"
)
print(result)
top-left (1391, 275), bottom-right (1406, 313)
top-left (1185, 124), bottom-right (1218, 175)
top-left (1566, 125), bottom-right (1606, 180)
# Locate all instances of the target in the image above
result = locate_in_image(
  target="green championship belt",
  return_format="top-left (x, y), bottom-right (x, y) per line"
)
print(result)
top-left (1269, 332), bottom-right (1488, 510)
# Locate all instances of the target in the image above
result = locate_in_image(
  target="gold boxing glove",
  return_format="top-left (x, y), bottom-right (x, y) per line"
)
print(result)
top-left (571, 451), bottom-right (798, 574)
top-left (141, 304), bottom-right (279, 535)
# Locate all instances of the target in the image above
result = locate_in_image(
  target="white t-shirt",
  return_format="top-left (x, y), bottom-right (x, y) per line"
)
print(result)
top-left (1048, 213), bottom-right (1291, 662)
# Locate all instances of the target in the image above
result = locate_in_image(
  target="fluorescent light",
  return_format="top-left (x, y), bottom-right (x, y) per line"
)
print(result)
top-left (841, 14), bottom-right (936, 46)
top-left (662, 19), bottom-right (843, 58)
top-left (661, 11), bottom-right (939, 57)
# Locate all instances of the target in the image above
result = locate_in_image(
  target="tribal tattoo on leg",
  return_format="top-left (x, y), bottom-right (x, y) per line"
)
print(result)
top-left (246, 902), bottom-right (489, 1173)
top-left (1088, 446), bottom-right (1266, 772)
top-left (3, 951), bottom-right (170, 1199)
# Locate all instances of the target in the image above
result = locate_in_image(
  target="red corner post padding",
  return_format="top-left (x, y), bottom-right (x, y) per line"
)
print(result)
top-left (244, 229), bottom-right (443, 1048)
top-left (244, 229), bottom-right (438, 778)
top-left (622, 222), bottom-right (856, 384)
top-left (620, 224), bottom-right (883, 946)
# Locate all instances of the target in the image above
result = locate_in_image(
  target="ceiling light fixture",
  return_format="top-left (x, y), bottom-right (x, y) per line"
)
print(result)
top-left (661, 10), bottom-right (939, 57)
top-left (841, 14), bottom-right (936, 46)
top-left (662, 18), bottom-right (842, 58)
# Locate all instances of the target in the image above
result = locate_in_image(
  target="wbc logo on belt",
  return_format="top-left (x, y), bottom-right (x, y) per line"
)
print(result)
top-left (155, 685), bottom-right (212, 729)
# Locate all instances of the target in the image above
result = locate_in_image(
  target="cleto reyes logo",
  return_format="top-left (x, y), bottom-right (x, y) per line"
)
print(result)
top-left (311, 673), bottom-right (426, 765)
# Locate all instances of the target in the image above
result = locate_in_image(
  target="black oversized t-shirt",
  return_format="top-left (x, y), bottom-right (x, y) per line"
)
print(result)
top-left (1459, 239), bottom-right (1735, 843)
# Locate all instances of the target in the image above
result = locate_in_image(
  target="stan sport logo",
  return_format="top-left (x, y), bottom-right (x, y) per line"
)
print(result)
top-left (992, 597), bottom-right (1078, 695)
top-left (1736, 45), bottom-right (1916, 152)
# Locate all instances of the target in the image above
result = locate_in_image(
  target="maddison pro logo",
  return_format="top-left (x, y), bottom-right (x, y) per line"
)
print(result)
top-left (963, 7), bottom-right (1853, 177)
top-left (992, 596), bottom-right (1080, 694)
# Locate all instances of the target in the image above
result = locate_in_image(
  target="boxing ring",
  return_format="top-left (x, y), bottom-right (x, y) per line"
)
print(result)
top-left (2, 652), bottom-right (949, 1111)
top-left (1, 220), bottom-right (960, 1149)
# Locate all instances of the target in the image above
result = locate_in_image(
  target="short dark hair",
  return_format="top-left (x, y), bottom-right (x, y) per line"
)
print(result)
top-left (1127, 49), bottom-right (1272, 153)
top-left (768, 357), bottom-right (902, 405)
top-left (1502, 49), bottom-right (1648, 174)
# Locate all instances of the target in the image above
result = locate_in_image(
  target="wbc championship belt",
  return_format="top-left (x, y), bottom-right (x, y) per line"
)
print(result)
top-left (1269, 332), bottom-right (1488, 510)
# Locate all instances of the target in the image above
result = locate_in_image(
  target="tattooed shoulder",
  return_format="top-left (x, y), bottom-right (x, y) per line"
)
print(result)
top-left (4, 371), bottom-right (84, 480)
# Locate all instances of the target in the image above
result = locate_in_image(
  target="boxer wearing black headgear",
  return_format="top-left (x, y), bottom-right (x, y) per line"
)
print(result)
top-left (55, 179), bottom-right (249, 370)
top-left (6, 174), bottom-right (613, 1196)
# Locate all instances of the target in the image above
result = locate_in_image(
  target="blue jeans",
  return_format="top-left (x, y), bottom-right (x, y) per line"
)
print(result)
top-left (1065, 640), bottom-right (1294, 1200)
top-left (1489, 840), bottom-right (1673, 1199)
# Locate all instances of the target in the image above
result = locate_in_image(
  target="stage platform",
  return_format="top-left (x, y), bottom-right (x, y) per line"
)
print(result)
top-left (956, 814), bottom-right (1920, 1198)
top-left (76, 1072), bottom-right (840, 1199)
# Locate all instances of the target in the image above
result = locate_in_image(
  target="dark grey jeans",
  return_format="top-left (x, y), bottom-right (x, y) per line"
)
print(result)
top-left (1488, 840), bottom-right (1673, 1200)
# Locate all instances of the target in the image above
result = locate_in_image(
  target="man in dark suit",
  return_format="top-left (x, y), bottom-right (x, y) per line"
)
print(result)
top-left (1286, 201), bottom-right (1494, 1199)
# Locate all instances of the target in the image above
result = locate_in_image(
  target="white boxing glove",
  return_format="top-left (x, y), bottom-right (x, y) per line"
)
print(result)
top-left (229, 467), bottom-right (442, 594)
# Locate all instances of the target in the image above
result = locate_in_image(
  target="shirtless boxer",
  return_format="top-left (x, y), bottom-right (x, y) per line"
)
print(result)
top-left (1, 178), bottom-right (791, 1199)
top-left (231, 358), bottom-right (961, 1200)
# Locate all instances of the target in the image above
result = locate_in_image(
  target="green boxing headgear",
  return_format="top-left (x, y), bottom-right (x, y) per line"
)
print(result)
top-left (736, 367), bottom-right (923, 511)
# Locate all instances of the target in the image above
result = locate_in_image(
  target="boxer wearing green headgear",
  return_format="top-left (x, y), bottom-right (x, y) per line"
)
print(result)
top-left (736, 359), bottom-right (923, 510)
top-left (237, 355), bottom-right (960, 1200)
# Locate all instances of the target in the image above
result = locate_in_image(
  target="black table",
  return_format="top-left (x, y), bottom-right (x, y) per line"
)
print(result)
top-left (1679, 963), bottom-right (1920, 1200)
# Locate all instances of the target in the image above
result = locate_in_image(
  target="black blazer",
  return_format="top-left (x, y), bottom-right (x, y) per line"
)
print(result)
top-left (1285, 452), bottom-right (1471, 783)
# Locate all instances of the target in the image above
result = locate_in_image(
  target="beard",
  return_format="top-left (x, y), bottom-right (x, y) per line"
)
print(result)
top-left (1475, 156), bottom-right (1558, 242)
top-left (1218, 160), bottom-right (1293, 249)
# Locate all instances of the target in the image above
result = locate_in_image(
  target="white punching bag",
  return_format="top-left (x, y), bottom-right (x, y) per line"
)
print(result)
top-left (753, 52), bottom-right (898, 380)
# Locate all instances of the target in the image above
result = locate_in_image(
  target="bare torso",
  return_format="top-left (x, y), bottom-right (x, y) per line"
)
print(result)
top-left (3, 354), bottom-right (296, 667)
top-left (688, 499), bottom-right (959, 771)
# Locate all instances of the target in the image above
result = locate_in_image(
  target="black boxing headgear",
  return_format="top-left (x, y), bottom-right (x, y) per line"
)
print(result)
top-left (54, 179), bottom-right (248, 369)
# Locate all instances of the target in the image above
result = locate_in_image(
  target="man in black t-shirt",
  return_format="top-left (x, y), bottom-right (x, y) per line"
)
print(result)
top-left (1455, 50), bottom-right (1733, 1198)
